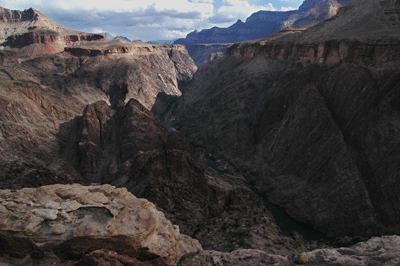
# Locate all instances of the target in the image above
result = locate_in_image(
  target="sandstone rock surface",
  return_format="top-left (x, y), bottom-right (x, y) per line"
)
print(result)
top-left (0, 184), bottom-right (201, 264)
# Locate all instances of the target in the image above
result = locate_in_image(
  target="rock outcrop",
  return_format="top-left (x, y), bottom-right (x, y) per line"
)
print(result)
top-left (0, 6), bottom-right (107, 59)
top-left (291, 0), bottom-right (353, 28)
top-left (59, 98), bottom-right (311, 255)
top-left (0, 49), bottom-right (107, 164)
top-left (184, 44), bottom-right (229, 67)
top-left (176, 0), bottom-right (400, 238)
top-left (76, 250), bottom-right (171, 266)
top-left (24, 40), bottom-right (196, 114)
top-left (298, 236), bottom-right (400, 265)
top-left (0, 39), bottom-right (195, 164)
top-left (178, 236), bottom-right (400, 265)
top-left (0, 184), bottom-right (202, 264)
top-left (178, 249), bottom-right (290, 266)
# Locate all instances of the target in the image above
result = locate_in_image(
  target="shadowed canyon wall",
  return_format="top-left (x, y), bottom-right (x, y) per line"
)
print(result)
top-left (175, 0), bottom-right (400, 238)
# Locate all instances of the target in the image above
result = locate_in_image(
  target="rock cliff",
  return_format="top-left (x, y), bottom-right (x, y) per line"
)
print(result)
top-left (184, 44), bottom-right (229, 67)
top-left (0, 39), bottom-right (196, 166)
top-left (174, 11), bottom-right (296, 45)
top-left (58, 98), bottom-right (310, 255)
top-left (174, 0), bottom-right (353, 46)
top-left (25, 40), bottom-right (196, 114)
top-left (2, 2), bottom-right (400, 265)
top-left (0, 6), bottom-right (107, 59)
top-left (176, 0), bottom-right (400, 238)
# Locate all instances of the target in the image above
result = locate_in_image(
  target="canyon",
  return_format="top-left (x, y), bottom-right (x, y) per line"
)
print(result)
top-left (176, 0), bottom-right (400, 238)
top-left (1, 0), bottom-right (400, 265)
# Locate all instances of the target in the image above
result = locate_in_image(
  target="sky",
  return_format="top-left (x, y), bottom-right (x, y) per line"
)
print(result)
top-left (0, 0), bottom-right (305, 41)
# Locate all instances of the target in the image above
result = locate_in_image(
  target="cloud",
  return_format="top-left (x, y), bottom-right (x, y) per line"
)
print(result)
top-left (191, 0), bottom-right (214, 3)
top-left (91, 28), bottom-right (104, 33)
top-left (0, 0), bottom-right (286, 41)
top-left (213, 0), bottom-right (277, 24)
top-left (280, 6), bottom-right (296, 11)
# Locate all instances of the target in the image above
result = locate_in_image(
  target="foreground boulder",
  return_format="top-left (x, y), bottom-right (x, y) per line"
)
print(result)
top-left (0, 184), bottom-right (202, 264)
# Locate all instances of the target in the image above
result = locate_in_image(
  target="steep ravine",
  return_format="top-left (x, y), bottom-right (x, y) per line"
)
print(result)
top-left (162, 101), bottom-right (330, 243)
top-left (175, 0), bottom-right (400, 239)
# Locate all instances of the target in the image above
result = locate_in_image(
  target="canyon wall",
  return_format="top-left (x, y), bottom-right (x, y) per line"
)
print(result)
top-left (0, 6), bottom-right (107, 59)
top-left (176, 0), bottom-right (400, 238)
top-left (0, 40), bottom-right (196, 165)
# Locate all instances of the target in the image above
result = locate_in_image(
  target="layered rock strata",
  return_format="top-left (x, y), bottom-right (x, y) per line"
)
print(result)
top-left (176, 0), bottom-right (400, 238)
top-left (24, 40), bottom-right (196, 114)
top-left (59, 99), bottom-right (310, 255)
top-left (174, 0), bottom-right (353, 45)
top-left (0, 40), bottom-right (195, 164)
top-left (0, 184), bottom-right (202, 264)
top-left (0, 49), bottom-right (107, 163)
top-left (0, 6), bottom-right (107, 59)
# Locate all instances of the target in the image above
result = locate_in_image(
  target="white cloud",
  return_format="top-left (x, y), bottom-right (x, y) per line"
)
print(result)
top-left (215, 0), bottom-right (276, 23)
top-left (267, 3), bottom-right (277, 11)
top-left (221, 0), bottom-right (241, 6)
top-left (280, 6), bottom-right (296, 11)
top-left (191, 0), bottom-right (214, 3)
top-left (161, 30), bottom-right (187, 39)
top-left (0, 0), bottom-right (291, 41)
top-left (91, 27), bottom-right (104, 33)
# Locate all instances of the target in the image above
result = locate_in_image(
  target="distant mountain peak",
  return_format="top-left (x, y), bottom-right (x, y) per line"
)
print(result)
top-left (298, 0), bottom-right (326, 11)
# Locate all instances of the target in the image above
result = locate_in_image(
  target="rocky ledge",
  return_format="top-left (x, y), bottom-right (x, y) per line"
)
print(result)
top-left (0, 184), bottom-right (202, 265)
top-left (227, 0), bottom-right (400, 68)
top-left (227, 36), bottom-right (400, 68)
top-left (179, 236), bottom-right (400, 265)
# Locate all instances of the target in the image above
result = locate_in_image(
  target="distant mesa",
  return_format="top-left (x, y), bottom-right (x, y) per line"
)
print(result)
top-left (113, 35), bottom-right (131, 42)
top-left (147, 40), bottom-right (177, 45)
top-left (99, 32), bottom-right (132, 42)
top-left (0, 6), bottom-right (107, 59)
top-left (174, 0), bottom-right (353, 45)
